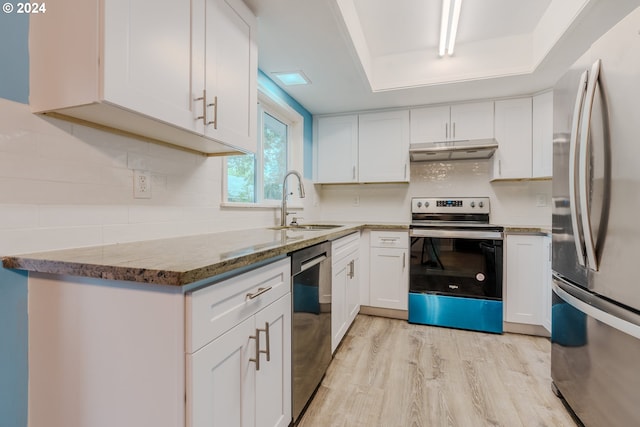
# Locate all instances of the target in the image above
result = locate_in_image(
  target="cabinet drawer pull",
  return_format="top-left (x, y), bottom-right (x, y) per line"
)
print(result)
top-left (380, 238), bottom-right (399, 243)
top-left (246, 286), bottom-right (272, 300)
top-left (249, 329), bottom-right (261, 371)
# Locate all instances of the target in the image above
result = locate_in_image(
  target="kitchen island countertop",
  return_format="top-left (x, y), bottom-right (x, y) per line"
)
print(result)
top-left (1, 222), bottom-right (408, 287)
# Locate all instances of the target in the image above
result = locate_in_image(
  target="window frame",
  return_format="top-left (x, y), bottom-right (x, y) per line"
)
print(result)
top-left (221, 85), bottom-right (305, 209)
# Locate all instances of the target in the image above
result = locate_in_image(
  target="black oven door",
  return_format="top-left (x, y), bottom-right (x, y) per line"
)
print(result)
top-left (409, 228), bottom-right (503, 300)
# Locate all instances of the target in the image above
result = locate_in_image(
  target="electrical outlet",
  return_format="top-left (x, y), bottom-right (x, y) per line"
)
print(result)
top-left (133, 170), bottom-right (152, 199)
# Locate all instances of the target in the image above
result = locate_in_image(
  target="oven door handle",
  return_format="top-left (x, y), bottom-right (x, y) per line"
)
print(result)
top-left (410, 228), bottom-right (503, 240)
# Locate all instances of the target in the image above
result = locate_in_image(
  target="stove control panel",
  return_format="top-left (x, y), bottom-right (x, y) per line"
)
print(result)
top-left (411, 197), bottom-right (490, 214)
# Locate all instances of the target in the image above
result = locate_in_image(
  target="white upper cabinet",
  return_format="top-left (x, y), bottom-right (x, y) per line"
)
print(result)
top-left (198, 0), bottom-right (258, 152)
top-left (532, 91), bottom-right (554, 179)
top-left (315, 115), bottom-right (359, 183)
top-left (450, 102), bottom-right (495, 141)
top-left (491, 98), bottom-right (533, 180)
top-left (410, 106), bottom-right (450, 143)
top-left (315, 111), bottom-right (409, 184)
top-left (358, 110), bottom-right (410, 183)
top-left (29, 0), bottom-right (257, 155)
top-left (410, 101), bottom-right (494, 143)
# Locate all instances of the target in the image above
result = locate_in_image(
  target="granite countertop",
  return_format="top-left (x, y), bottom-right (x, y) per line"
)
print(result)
top-left (503, 226), bottom-right (552, 235)
top-left (1, 222), bottom-right (408, 287)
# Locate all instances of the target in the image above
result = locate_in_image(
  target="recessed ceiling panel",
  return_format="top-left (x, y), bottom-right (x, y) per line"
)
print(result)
top-left (352, 0), bottom-right (441, 55)
top-left (457, 0), bottom-right (552, 43)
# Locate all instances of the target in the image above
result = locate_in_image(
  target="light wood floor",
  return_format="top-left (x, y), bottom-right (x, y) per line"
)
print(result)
top-left (298, 315), bottom-right (577, 427)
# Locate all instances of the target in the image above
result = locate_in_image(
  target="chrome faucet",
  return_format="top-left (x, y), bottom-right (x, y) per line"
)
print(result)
top-left (281, 170), bottom-right (306, 226)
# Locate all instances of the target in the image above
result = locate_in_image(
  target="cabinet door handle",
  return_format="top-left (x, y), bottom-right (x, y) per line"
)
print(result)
top-left (246, 286), bottom-right (272, 300)
top-left (195, 90), bottom-right (207, 124)
top-left (207, 95), bottom-right (218, 129)
top-left (352, 165), bottom-right (356, 180)
top-left (249, 329), bottom-right (261, 371)
top-left (404, 164), bottom-right (407, 180)
top-left (445, 122), bottom-right (448, 140)
top-left (348, 260), bottom-right (355, 279)
top-left (453, 122), bottom-right (456, 139)
top-left (259, 322), bottom-right (271, 362)
top-left (402, 252), bottom-right (406, 270)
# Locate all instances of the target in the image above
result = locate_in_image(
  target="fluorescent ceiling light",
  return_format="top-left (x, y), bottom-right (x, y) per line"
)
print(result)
top-left (439, 0), bottom-right (451, 57)
top-left (272, 71), bottom-right (311, 86)
top-left (447, 0), bottom-right (462, 55)
top-left (439, 0), bottom-right (462, 57)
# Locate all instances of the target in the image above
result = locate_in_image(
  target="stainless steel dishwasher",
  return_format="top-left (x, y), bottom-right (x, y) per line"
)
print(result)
top-left (291, 241), bottom-right (332, 424)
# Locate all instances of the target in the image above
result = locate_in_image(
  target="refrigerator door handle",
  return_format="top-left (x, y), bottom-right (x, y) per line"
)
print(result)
top-left (578, 59), bottom-right (602, 271)
top-left (569, 70), bottom-right (589, 267)
top-left (553, 277), bottom-right (640, 340)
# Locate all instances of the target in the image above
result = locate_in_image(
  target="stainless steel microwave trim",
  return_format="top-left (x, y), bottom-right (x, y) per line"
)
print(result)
top-left (410, 228), bottom-right (503, 240)
top-left (409, 139), bottom-right (498, 162)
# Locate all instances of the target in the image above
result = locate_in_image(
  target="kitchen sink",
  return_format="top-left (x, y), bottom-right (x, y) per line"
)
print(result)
top-left (269, 224), bottom-right (343, 231)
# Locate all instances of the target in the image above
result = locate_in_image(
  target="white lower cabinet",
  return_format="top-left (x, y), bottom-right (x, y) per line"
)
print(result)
top-left (188, 316), bottom-right (256, 427)
top-left (331, 232), bottom-right (361, 353)
top-left (26, 257), bottom-right (291, 427)
top-left (188, 294), bottom-right (291, 427)
top-left (186, 258), bottom-right (292, 427)
top-left (369, 231), bottom-right (409, 311)
top-left (505, 234), bottom-right (551, 330)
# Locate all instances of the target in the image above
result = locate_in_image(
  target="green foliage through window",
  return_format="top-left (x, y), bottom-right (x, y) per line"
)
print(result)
top-left (226, 107), bottom-right (289, 203)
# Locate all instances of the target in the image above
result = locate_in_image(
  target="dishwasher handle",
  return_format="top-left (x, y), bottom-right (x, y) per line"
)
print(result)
top-left (291, 242), bottom-right (332, 275)
top-left (300, 253), bottom-right (328, 273)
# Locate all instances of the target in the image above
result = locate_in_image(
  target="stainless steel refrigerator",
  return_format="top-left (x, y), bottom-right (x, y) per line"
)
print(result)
top-left (551, 6), bottom-right (640, 426)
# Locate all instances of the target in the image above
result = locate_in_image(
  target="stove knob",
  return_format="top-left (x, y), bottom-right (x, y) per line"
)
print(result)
top-left (417, 202), bottom-right (422, 208)
top-left (470, 201), bottom-right (476, 208)
top-left (424, 201), bottom-right (430, 208)
top-left (479, 201), bottom-right (484, 208)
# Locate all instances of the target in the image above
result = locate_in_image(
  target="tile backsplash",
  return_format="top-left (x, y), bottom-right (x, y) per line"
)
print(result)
top-left (0, 96), bottom-right (550, 256)
top-left (317, 160), bottom-right (552, 226)
top-left (0, 99), bottom-right (318, 255)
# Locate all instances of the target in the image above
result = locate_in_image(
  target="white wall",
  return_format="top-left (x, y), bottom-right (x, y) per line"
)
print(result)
top-left (317, 159), bottom-right (552, 226)
top-left (0, 99), bottom-right (319, 256)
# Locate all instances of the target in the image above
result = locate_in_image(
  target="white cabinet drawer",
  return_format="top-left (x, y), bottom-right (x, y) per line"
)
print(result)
top-left (370, 231), bottom-right (408, 249)
top-left (331, 232), bottom-right (360, 265)
top-left (186, 257), bottom-right (290, 353)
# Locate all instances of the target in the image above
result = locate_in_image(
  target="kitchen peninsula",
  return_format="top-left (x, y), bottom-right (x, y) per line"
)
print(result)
top-left (1, 223), bottom-right (406, 427)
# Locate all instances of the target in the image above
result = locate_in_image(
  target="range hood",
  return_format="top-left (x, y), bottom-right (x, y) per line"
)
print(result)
top-left (409, 139), bottom-right (498, 162)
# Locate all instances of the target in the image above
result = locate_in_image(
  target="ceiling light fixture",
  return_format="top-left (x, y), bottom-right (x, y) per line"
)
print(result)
top-left (439, 0), bottom-right (462, 57)
top-left (272, 71), bottom-right (311, 86)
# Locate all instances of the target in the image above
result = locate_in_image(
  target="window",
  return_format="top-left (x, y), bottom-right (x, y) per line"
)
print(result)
top-left (223, 90), bottom-right (304, 207)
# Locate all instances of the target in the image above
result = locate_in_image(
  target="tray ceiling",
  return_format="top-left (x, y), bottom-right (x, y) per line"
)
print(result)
top-left (245, 0), bottom-right (640, 114)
